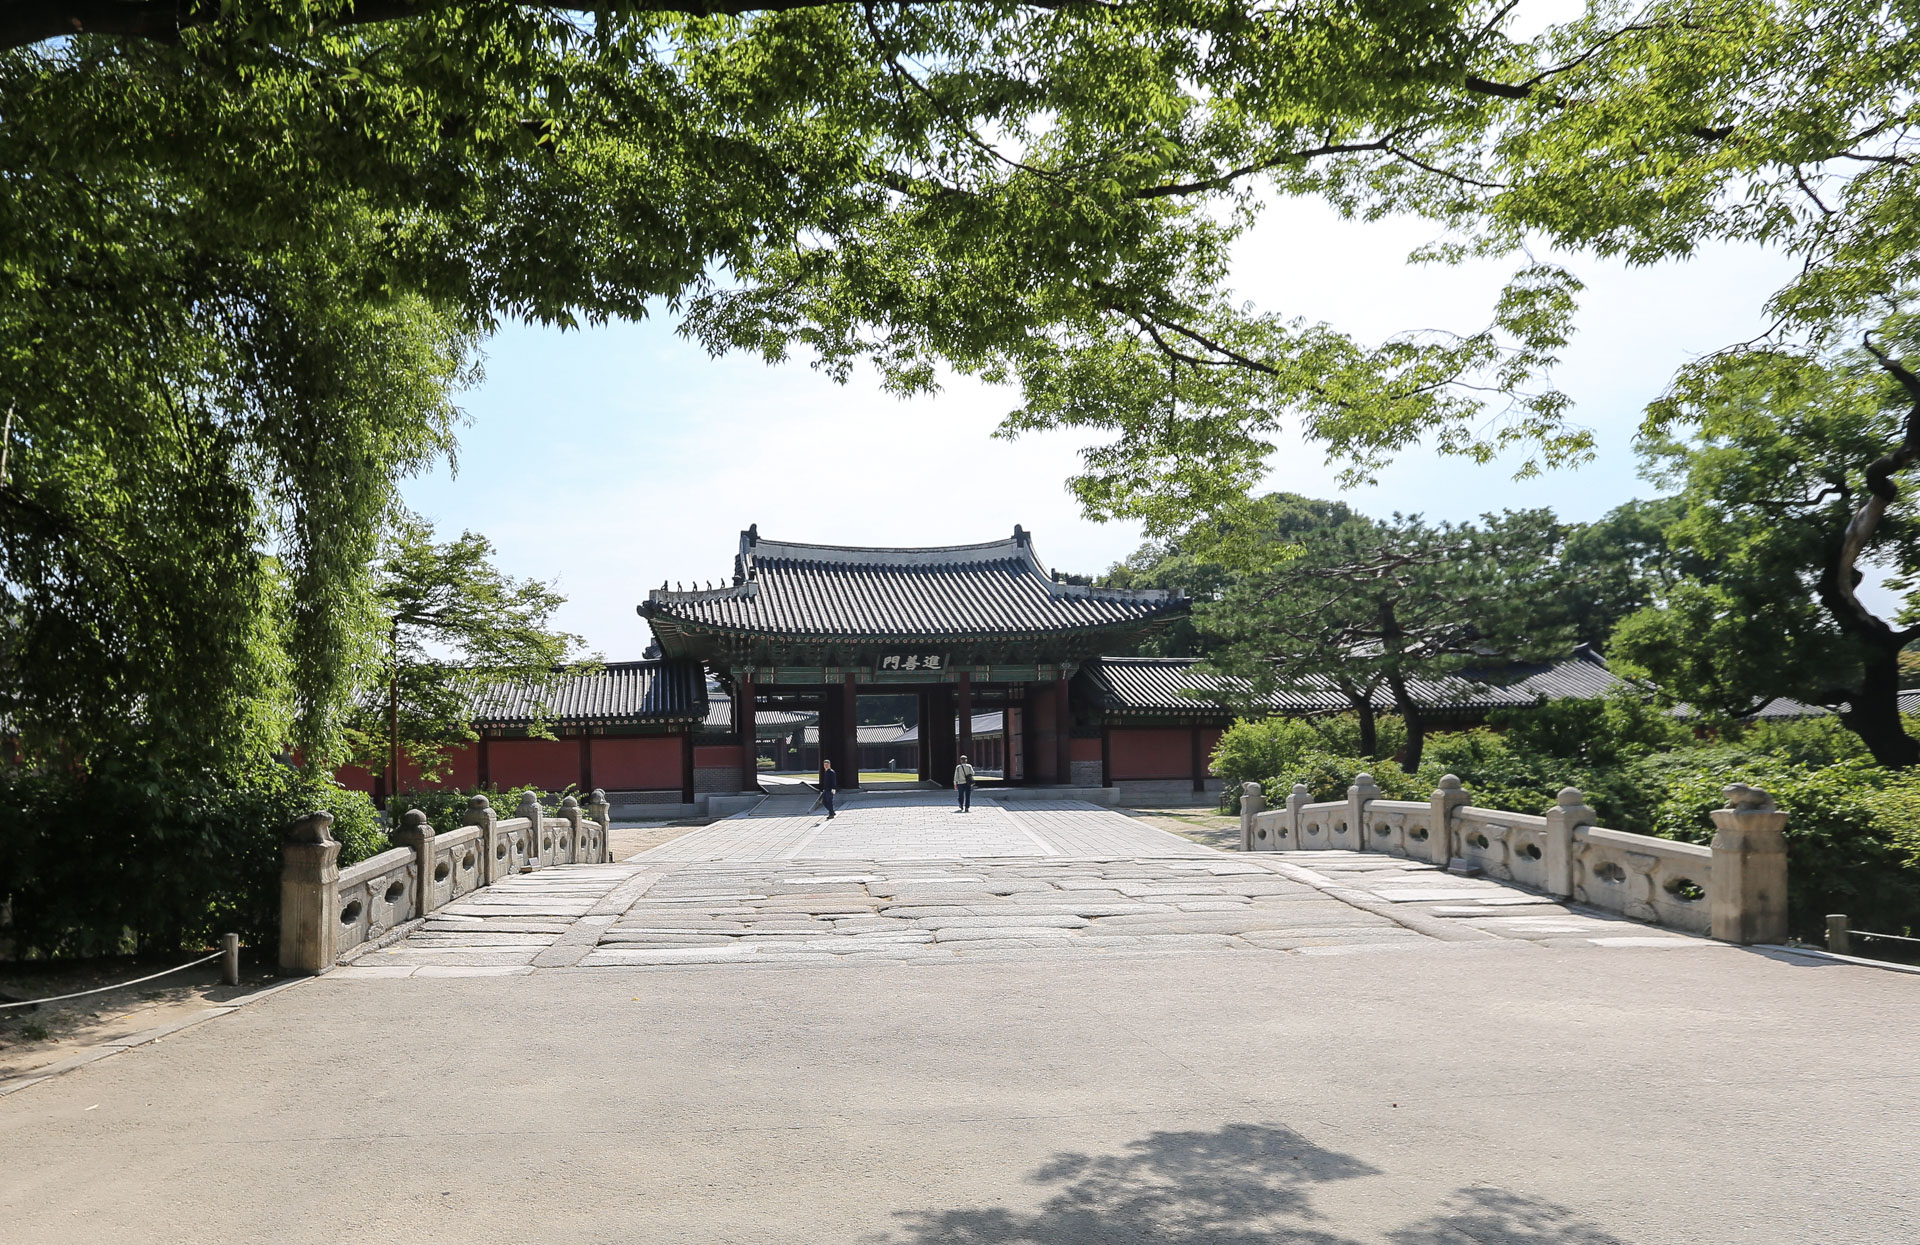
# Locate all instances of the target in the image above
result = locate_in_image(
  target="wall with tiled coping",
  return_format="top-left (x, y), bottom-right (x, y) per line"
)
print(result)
top-left (1239, 775), bottom-right (1789, 944)
top-left (279, 790), bottom-right (612, 974)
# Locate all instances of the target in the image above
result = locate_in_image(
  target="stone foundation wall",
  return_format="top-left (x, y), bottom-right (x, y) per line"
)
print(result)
top-left (694, 766), bottom-right (742, 794)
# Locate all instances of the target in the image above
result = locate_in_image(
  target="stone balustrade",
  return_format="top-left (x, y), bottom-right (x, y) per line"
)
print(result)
top-left (1240, 775), bottom-right (1788, 944)
top-left (279, 790), bottom-right (614, 974)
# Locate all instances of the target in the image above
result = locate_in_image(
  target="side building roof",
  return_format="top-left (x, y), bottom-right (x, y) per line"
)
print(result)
top-left (640, 525), bottom-right (1184, 652)
top-left (1079, 647), bottom-right (1626, 718)
top-left (468, 660), bottom-right (708, 729)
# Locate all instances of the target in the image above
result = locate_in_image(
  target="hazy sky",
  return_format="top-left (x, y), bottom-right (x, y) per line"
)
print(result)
top-left (402, 196), bottom-right (1804, 658)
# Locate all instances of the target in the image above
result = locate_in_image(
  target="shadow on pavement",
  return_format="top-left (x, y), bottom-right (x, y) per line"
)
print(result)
top-left (886, 1123), bottom-right (1626, 1245)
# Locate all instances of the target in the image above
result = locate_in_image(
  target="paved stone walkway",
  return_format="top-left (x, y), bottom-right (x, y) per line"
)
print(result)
top-left (335, 795), bottom-right (1715, 978)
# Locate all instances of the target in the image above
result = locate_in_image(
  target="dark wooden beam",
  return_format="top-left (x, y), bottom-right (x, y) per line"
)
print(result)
top-left (1054, 674), bottom-right (1072, 787)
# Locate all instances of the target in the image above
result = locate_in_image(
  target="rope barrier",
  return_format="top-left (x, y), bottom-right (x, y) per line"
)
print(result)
top-left (0, 950), bottom-right (226, 1010)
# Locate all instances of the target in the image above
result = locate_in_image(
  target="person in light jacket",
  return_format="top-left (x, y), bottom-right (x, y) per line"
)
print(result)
top-left (953, 755), bottom-right (976, 813)
top-left (819, 758), bottom-right (839, 818)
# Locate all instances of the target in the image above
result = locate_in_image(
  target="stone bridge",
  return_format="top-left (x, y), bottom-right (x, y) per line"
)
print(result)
top-left (335, 791), bottom-right (1719, 979)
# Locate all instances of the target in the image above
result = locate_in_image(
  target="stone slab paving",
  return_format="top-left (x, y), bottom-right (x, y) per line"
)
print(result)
top-left (580, 856), bottom-right (1422, 967)
top-left (336, 800), bottom-right (1719, 978)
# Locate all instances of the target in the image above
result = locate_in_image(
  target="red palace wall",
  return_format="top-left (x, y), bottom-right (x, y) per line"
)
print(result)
top-left (591, 736), bottom-right (682, 790)
top-left (336, 744), bottom-right (479, 795)
top-left (1070, 737), bottom-right (1102, 764)
top-left (1108, 727), bottom-right (1207, 781)
top-left (694, 744), bottom-right (743, 769)
top-left (488, 738), bottom-right (581, 791)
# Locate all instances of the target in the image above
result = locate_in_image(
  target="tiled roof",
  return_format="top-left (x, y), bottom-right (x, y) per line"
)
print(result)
top-left (1081, 648), bottom-right (1626, 717)
top-left (641, 526), bottom-right (1183, 641)
top-left (800, 723), bottom-right (916, 746)
top-left (469, 660), bottom-right (707, 727)
top-left (702, 694), bottom-right (817, 734)
top-left (895, 711), bottom-right (1006, 743)
top-left (1694, 689), bottom-right (1920, 721)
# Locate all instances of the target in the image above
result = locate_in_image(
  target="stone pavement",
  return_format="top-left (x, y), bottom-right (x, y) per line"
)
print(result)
top-left (331, 795), bottom-right (1718, 978)
top-left (6, 797), bottom-right (1918, 1242)
top-left (5, 935), bottom-right (1918, 1243)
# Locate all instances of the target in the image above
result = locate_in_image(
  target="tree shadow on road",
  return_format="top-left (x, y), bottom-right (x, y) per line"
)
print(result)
top-left (884, 1123), bottom-right (1627, 1245)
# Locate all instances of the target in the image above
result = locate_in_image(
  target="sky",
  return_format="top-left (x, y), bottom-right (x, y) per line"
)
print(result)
top-left (401, 196), bottom-right (1807, 659)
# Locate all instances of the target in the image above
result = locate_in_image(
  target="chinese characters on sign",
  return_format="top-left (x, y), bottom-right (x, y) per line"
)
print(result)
top-left (877, 655), bottom-right (946, 672)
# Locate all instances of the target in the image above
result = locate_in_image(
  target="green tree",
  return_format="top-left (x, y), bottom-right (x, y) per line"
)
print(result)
top-left (349, 514), bottom-right (592, 794)
top-left (1202, 511), bottom-right (1574, 769)
top-left (1101, 493), bottom-right (1362, 657)
top-left (1610, 335), bottom-right (1920, 766)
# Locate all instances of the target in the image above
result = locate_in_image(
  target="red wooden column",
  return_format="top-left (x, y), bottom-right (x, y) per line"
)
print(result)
top-left (478, 734), bottom-right (492, 790)
top-left (1190, 725), bottom-right (1205, 793)
top-left (1054, 673), bottom-right (1073, 787)
top-left (842, 673), bottom-right (861, 789)
top-left (956, 671), bottom-right (973, 766)
top-left (1101, 724), bottom-right (1113, 789)
top-left (679, 729), bottom-right (695, 804)
top-left (579, 733), bottom-right (594, 793)
top-left (738, 673), bottom-right (757, 792)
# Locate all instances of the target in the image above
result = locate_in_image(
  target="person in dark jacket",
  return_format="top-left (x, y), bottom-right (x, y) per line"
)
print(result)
top-left (819, 758), bottom-right (838, 818)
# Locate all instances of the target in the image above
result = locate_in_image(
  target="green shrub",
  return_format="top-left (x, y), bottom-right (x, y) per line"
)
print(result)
top-left (0, 763), bottom-right (381, 958)
top-left (1646, 758), bottom-right (1919, 938)
top-left (1212, 718), bottom-right (1326, 809)
top-left (1300, 713), bottom-right (1407, 761)
top-left (1262, 753), bottom-right (1426, 806)
top-left (386, 784), bottom-right (577, 837)
top-left (1722, 716), bottom-right (1872, 768)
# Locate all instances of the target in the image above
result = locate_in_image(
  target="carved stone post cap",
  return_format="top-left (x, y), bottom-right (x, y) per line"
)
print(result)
top-left (401, 809), bottom-right (430, 830)
top-left (514, 791), bottom-right (541, 813)
top-left (1436, 774), bottom-right (1464, 791)
top-left (1723, 783), bottom-right (1777, 812)
top-left (1242, 781), bottom-right (1263, 797)
top-left (466, 794), bottom-right (493, 812)
top-left (1291, 783), bottom-right (1311, 797)
top-left (1349, 773), bottom-right (1382, 798)
top-left (1556, 787), bottom-right (1586, 807)
top-left (590, 788), bottom-right (608, 803)
top-left (560, 794), bottom-right (581, 811)
top-left (285, 811), bottom-right (336, 844)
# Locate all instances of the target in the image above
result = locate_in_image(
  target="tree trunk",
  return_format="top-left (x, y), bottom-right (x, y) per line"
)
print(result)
top-left (1817, 343), bottom-right (1920, 768)
top-left (1837, 640), bottom-right (1916, 768)
top-left (1356, 696), bottom-right (1378, 759)
top-left (1387, 671), bottom-right (1428, 772)
top-left (388, 617), bottom-right (401, 813)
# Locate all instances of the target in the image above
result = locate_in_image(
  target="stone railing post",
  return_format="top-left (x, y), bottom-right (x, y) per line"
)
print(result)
top-left (1709, 783), bottom-right (1790, 944)
top-left (279, 811), bottom-right (341, 976)
top-left (1428, 774), bottom-right (1468, 867)
top-left (560, 794), bottom-right (583, 863)
top-left (463, 794), bottom-right (503, 885)
top-left (516, 791), bottom-right (545, 869)
top-left (588, 788), bottom-right (612, 862)
top-left (391, 809), bottom-right (437, 915)
top-left (1239, 782), bottom-right (1265, 851)
top-left (1542, 786), bottom-right (1596, 899)
top-left (1348, 773), bottom-right (1383, 852)
top-left (1285, 783), bottom-right (1310, 851)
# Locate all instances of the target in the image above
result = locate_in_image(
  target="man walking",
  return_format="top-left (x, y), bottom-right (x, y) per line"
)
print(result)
top-left (819, 758), bottom-right (839, 819)
top-left (953, 754), bottom-right (975, 813)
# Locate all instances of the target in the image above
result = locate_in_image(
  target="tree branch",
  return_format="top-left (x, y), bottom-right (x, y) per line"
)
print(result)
top-left (0, 0), bottom-right (1089, 53)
